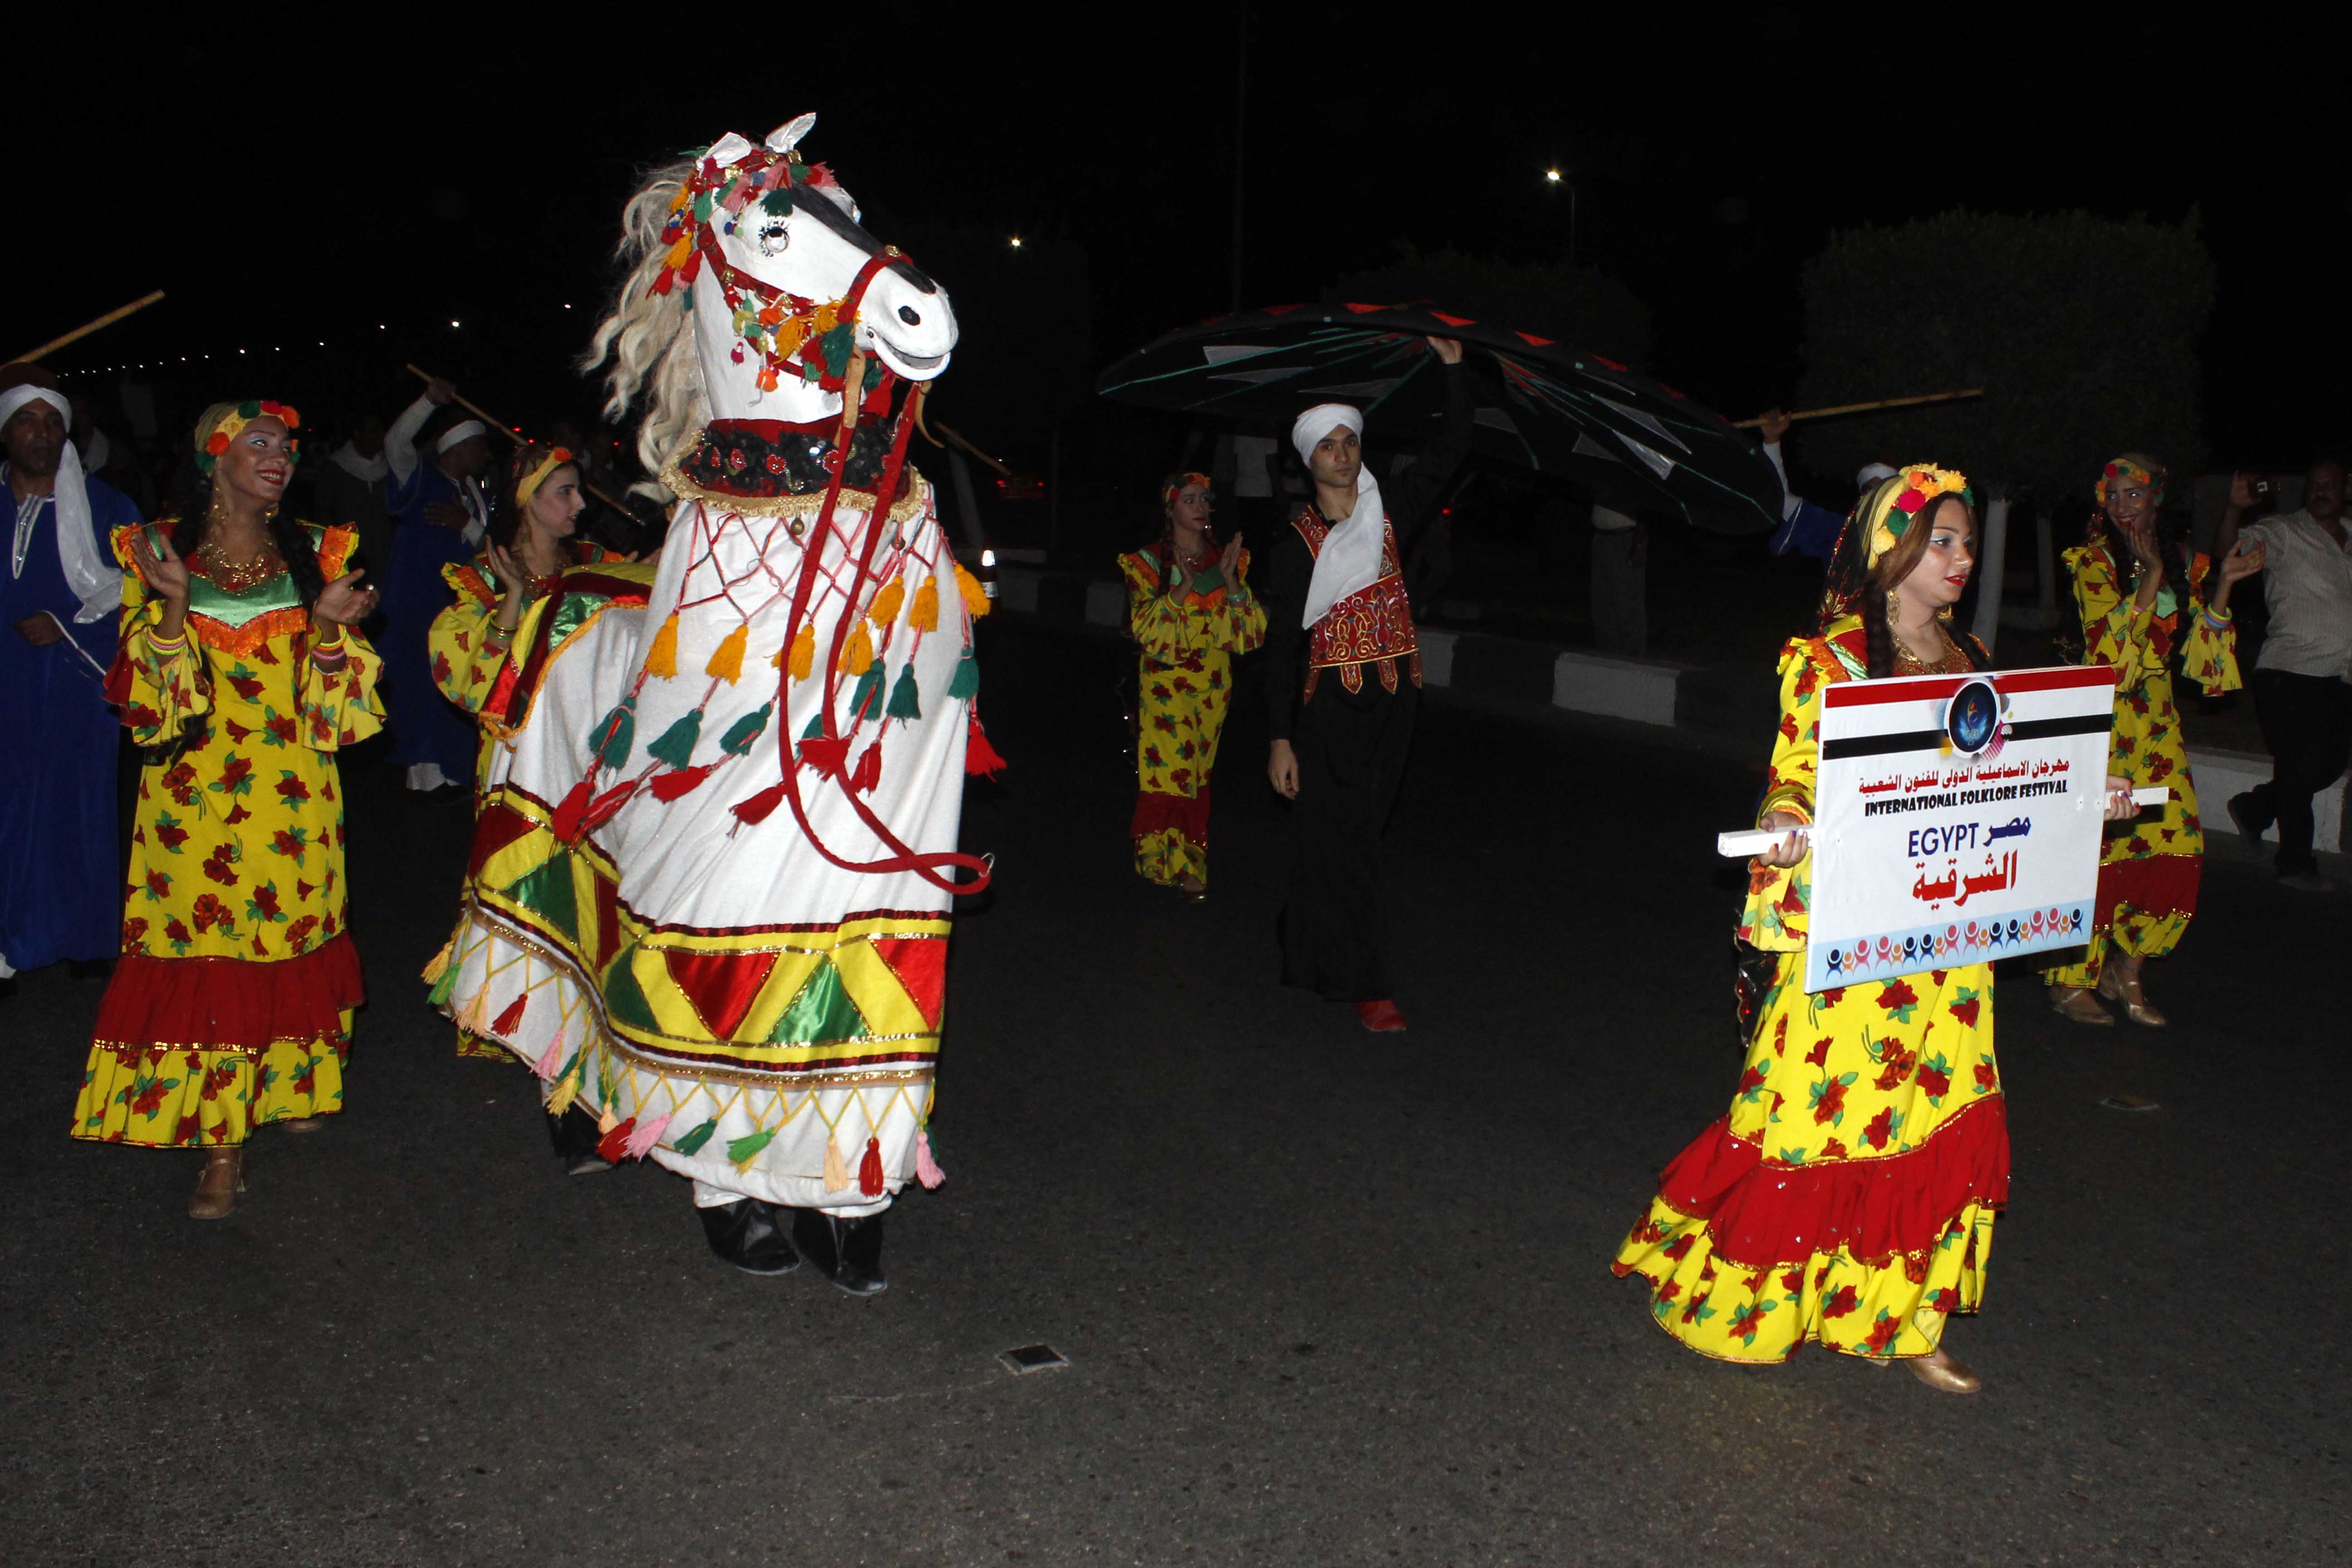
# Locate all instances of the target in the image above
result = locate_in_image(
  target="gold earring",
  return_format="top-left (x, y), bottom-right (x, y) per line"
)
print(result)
top-left (1936, 604), bottom-right (1954, 623)
top-left (206, 485), bottom-right (231, 525)
top-left (1885, 588), bottom-right (1902, 622)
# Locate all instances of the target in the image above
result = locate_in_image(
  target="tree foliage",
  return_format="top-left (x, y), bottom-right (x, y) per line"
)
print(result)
top-left (1336, 245), bottom-right (1653, 368)
top-left (1795, 210), bottom-right (2214, 499)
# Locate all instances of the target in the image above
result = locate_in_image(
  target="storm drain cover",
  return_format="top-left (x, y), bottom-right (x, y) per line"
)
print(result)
top-left (999, 1343), bottom-right (1068, 1375)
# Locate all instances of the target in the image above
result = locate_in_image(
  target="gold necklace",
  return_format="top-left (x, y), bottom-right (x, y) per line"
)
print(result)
top-left (200, 536), bottom-right (284, 593)
top-left (1893, 623), bottom-right (1964, 674)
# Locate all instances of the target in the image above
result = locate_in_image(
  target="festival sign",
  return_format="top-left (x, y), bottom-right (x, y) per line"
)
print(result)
top-left (1803, 665), bottom-right (2119, 993)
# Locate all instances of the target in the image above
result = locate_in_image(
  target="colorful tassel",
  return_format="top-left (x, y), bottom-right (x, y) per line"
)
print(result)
top-left (647, 710), bottom-right (702, 768)
top-left (705, 622), bottom-right (748, 683)
top-left (802, 709), bottom-right (828, 740)
top-left (623, 1112), bottom-right (672, 1160)
top-left (849, 664), bottom-right (884, 720)
top-left (576, 779), bottom-right (641, 837)
top-left (965, 713), bottom-right (1007, 777)
top-left (719, 702), bottom-right (773, 755)
top-left (858, 1135), bottom-right (885, 1196)
top-left (594, 1116), bottom-right (635, 1164)
top-left (785, 622), bottom-right (815, 680)
top-left (420, 936), bottom-right (455, 987)
top-left (849, 740), bottom-right (882, 794)
top-left (886, 663), bottom-right (922, 721)
top-left (531, 1030), bottom-right (567, 1081)
top-left (490, 992), bottom-right (528, 1035)
top-left (650, 763), bottom-right (717, 801)
top-left (727, 1127), bottom-right (776, 1169)
top-left (946, 647), bottom-right (979, 701)
top-left (843, 620), bottom-right (874, 676)
top-left (673, 1117), bottom-right (718, 1156)
top-left (910, 575), bottom-right (940, 632)
top-left (823, 1137), bottom-right (851, 1192)
top-left (591, 698), bottom-right (637, 769)
top-left (954, 562), bottom-right (990, 617)
top-left (596, 1105), bottom-right (620, 1135)
top-left (551, 778), bottom-right (593, 842)
top-left (545, 1057), bottom-right (583, 1117)
top-left (643, 611), bottom-right (680, 677)
top-left (730, 782), bottom-right (786, 827)
top-left (799, 734), bottom-right (851, 777)
top-left (867, 577), bottom-right (905, 627)
top-left (915, 1128), bottom-right (947, 1190)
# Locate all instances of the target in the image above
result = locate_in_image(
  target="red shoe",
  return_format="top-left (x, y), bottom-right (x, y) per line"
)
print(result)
top-left (1356, 999), bottom-right (1407, 1033)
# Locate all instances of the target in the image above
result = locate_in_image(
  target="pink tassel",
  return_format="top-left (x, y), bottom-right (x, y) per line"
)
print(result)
top-left (623, 1112), bottom-right (672, 1160)
top-left (915, 1128), bottom-right (946, 1190)
top-left (531, 1030), bottom-right (567, 1081)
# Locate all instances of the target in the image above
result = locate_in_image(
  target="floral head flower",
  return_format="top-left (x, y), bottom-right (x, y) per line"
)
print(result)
top-left (1862, 463), bottom-right (1971, 568)
top-left (193, 399), bottom-right (301, 474)
top-left (2095, 453), bottom-right (2165, 511)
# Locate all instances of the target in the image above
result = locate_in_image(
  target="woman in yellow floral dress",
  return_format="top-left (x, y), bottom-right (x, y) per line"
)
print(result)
top-left (1613, 466), bottom-right (2137, 1393)
top-left (1119, 472), bottom-right (1266, 897)
top-left (428, 441), bottom-right (616, 1067)
top-left (74, 400), bottom-right (383, 1219)
top-left (2042, 454), bottom-right (2259, 1027)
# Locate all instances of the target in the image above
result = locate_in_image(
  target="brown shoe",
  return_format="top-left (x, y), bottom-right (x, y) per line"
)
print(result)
top-left (2048, 985), bottom-right (2113, 1026)
top-left (2097, 961), bottom-right (2167, 1027)
top-left (189, 1147), bottom-right (245, 1220)
top-left (1904, 1346), bottom-right (1983, 1394)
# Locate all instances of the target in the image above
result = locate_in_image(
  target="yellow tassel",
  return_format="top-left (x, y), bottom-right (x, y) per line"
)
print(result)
top-left (954, 563), bottom-right (991, 618)
top-left (843, 621), bottom-right (874, 676)
top-left (784, 623), bottom-right (815, 681)
top-left (458, 986), bottom-right (491, 1032)
top-left (910, 575), bottom-right (939, 632)
top-left (596, 1106), bottom-right (620, 1135)
top-left (663, 235), bottom-right (692, 268)
top-left (546, 1068), bottom-right (581, 1117)
top-left (420, 936), bottom-right (455, 986)
top-left (706, 622), bottom-right (748, 683)
top-left (823, 1137), bottom-right (851, 1192)
top-left (644, 612), bottom-right (679, 678)
top-left (867, 577), bottom-right (905, 627)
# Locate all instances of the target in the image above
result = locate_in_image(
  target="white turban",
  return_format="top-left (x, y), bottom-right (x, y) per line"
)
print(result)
top-left (1289, 403), bottom-right (1385, 629)
top-left (0, 384), bottom-right (120, 623)
top-left (435, 419), bottom-right (488, 454)
top-left (1857, 462), bottom-right (1898, 490)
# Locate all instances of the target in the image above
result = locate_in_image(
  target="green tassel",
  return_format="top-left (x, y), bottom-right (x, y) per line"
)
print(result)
top-left (802, 709), bottom-right (827, 740)
top-left (886, 664), bottom-right (922, 722)
top-left (427, 959), bottom-right (461, 1008)
top-left (849, 664), bottom-right (884, 720)
top-left (673, 1117), bottom-right (719, 1156)
top-left (720, 702), bottom-right (774, 756)
top-left (591, 698), bottom-right (637, 770)
top-left (647, 710), bottom-right (703, 768)
top-left (947, 647), bottom-right (980, 701)
top-left (726, 1127), bottom-right (777, 1165)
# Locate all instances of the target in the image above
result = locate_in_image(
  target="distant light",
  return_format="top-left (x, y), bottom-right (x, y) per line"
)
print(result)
top-left (238, 348), bottom-right (245, 355)
top-left (1545, 168), bottom-right (1562, 184)
top-left (980, 548), bottom-right (997, 568)
top-left (1009, 236), bottom-right (1022, 249)
top-left (563, 303), bottom-right (572, 310)
top-left (379, 324), bottom-right (386, 330)
top-left (450, 319), bottom-right (461, 328)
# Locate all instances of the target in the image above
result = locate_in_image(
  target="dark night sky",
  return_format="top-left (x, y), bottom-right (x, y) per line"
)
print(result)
top-left (20, 9), bottom-right (2342, 472)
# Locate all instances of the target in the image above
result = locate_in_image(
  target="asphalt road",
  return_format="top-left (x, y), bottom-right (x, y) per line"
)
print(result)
top-left (3, 617), bottom-right (2342, 1567)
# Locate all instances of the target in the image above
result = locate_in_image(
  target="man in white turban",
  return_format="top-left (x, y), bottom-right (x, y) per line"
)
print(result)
top-left (0, 363), bottom-right (140, 986)
top-left (1260, 335), bottom-right (1468, 1032)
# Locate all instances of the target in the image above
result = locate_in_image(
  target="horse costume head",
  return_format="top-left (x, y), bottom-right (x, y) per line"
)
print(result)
top-left (586, 113), bottom-right (958, 475)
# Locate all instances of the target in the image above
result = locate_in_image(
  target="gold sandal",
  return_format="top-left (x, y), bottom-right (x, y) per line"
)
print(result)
top-left (189, 1147), bottom-right (245, 1221)
top-left (2097, 961), bottom-right (2167, 1028)
top-left (2048, 985), bottom-right (2113, 1026)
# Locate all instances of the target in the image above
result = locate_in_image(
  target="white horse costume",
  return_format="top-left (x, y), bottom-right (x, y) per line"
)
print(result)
top-left (426, 116), bottom-right (992, 1223)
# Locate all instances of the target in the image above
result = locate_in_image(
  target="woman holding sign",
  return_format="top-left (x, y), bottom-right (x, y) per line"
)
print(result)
top-left (2041, 455), bottom-right (2254, 1027)
top-left (1612, 467), bottom-right (2137, 1394)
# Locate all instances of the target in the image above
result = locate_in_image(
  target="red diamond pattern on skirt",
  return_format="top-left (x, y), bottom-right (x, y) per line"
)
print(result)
top-left (869, 936), bottom-right (946, 1031)
top-left (663, 948), bottom-right (779, 1041)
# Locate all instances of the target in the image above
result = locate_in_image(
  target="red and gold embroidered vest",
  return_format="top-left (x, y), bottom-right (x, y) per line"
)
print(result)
top-left (1292, 510), bottom-right (1420, 699)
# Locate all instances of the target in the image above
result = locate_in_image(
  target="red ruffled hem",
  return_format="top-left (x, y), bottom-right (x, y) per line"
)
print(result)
top-left (2096, 852), bottom-right (2199, 922)
top-left (90, 933), bottom-right (365, 1054)
top-left (1132, 785), bottom-right (1211, 844)
top-left (1652, 1095), bottom-right (2009, 1269)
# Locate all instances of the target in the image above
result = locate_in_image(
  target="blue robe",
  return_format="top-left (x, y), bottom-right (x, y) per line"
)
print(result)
top-left (382, 460), bottom-right (485, 780)
top-left (0, 468), bottom-right (135, 971)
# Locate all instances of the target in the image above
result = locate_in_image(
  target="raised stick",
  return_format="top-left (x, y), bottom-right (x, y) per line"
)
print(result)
top-left (404, 365), bottom-right (644, 519)
top-left (926, 419), bottom-right (1013, 478)
top-left (1732, 387), bottom-right (1984, 430)
top-left (10, 290), bottom-right (167, 365)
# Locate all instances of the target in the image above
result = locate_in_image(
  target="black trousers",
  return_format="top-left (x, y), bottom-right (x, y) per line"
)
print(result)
top-left (2244, 669), bottom-right (2352, 873)
top-left (1280, 673), bottom-right (1416, 1000)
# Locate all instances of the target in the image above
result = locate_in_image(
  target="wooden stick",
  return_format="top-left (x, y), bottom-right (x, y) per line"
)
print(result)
top-left (928, 419), bottom-right (1013, 478)
top-left (1733, 387), bottom-right (1984, 430)
top-left (405, 364), bottom-right (644, 519)
top-left (10, 290), bottom-right (166, 365)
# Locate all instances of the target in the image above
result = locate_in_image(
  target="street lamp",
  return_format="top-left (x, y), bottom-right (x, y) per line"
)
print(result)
top-left (1546, 167), bottom-right (1578, 269)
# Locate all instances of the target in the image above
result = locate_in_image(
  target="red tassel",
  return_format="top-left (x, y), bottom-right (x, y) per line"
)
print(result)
top-left (551, 779), bottom-right (593, 842)
top-left (594, 1116), bottom-right (637, 1164)
top-left (730, 781), bottom-right (786, 827)
top-left (490, 992), bottom-right (528, 1034)
top-left (650, 763), bottom-right (717, 802)
top-left (576, 779), bottom-right (641, 837)
top-left (858, 1135), bottom-right (885, 1196)
top-left (849, 740), bottom-right (882, 794)
top-left (798, 734), bottom-right (851, 778)
top-left (965, 714), bottom-right (1007, 778)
